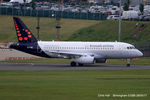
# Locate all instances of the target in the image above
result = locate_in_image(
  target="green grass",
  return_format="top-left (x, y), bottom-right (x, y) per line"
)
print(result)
top-left (0, 15), bottom-right (98, 42)
top-left (1, 58), bottom-right (70, 64)
top-left (2, 57), bottom-right (150, 65)
top-left (1, 15), bottom-right (150, 100)
top-left (67, 20), bottom-right (150, 43)
top-left (1, 16), bottom-right (150, 43)
top-left (0, 70), bottom-right (150, 100)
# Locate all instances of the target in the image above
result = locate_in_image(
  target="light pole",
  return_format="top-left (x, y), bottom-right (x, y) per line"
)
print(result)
top-left (56, 18), bottom-right (61, 41)
top-left (23, 0), bottom-right (26, 16)
top-left (55, 0), bottom-right (61, 41)
top-left (35, 0), bottom-right (40, 40)
top-left (0, 0), bottom-right (2, 15)
top-left (36, 17), bottom-right (40, 40)
top-left (118, 0), bottom-right (122, 42)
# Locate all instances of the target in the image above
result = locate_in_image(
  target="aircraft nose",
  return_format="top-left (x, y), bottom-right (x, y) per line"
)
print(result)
top-left (137, 50), bottom-right (143, 57)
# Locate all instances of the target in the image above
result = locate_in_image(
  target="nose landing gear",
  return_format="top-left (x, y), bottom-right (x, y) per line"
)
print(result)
top-left (126, 59), bottom-right (131, 67)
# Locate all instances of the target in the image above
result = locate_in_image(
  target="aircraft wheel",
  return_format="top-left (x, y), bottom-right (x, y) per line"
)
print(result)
top-left (78, 63), bottom-right (84, 66)
top-left (71, 61), bottom-right (76, 67)
top-left (126, 64), bottom-right (130, 67)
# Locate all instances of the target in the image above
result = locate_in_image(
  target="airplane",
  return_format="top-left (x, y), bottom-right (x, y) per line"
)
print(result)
top-left (10, 17), bottom-right (143, 67)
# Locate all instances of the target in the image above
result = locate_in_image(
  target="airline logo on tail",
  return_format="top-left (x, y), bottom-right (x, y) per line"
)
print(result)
top-left (13, 17), bottom-right (37, 43)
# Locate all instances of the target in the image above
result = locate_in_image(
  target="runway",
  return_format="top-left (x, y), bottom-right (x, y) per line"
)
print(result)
top-left (0, 63), bottom-right (150, 70)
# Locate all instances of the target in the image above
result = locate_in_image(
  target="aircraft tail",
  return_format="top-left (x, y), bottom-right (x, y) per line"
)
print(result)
top-left (13, 17), bottom-right (37, 43)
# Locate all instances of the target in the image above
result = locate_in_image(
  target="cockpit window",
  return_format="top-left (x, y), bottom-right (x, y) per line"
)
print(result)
top-left (127, 46), bottom-right (135, 49)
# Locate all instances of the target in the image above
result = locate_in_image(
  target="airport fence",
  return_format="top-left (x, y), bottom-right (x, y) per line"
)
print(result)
top-left (0, 7), bottom-right (107, 20)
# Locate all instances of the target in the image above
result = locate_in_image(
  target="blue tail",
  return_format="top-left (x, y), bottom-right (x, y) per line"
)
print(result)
top-left (13, 17), bottom-right (37, 43)
top-left (10, 17), bottom-right (49, 58)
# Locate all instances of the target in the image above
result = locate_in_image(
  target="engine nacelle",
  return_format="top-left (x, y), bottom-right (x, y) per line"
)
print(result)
top-left (95, 58), bottom-right (107, 63)
top-left (74, 56), bottom-right (94, 64)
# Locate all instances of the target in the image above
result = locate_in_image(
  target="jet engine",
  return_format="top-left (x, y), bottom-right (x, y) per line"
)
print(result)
top-left (95, 58), bottom-right (107, 63)
top-left (74, 56), bottom-right (94, 64)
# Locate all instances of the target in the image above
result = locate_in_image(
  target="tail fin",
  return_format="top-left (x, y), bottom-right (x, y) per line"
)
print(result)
top-left (13, 17), bottom-right (37, 43)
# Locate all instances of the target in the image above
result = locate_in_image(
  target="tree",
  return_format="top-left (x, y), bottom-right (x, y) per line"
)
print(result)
top-left (139, 3), bottom-right (144, 14)
top-left (123, 0), bottom-right (130, 11)
top-left (123, 3), bottom-right (129, 11)
top-left (31, 0), bottom-right (36, 9)
top-left (127, 0), bottom-right (130, 5)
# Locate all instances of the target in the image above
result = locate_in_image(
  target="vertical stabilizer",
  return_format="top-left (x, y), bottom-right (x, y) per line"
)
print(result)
top-left (13, 17), bottom-right (37, 43)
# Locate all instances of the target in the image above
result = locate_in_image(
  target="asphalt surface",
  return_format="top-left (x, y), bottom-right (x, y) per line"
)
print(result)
top-left (0, 63), bottom-right (150, 70)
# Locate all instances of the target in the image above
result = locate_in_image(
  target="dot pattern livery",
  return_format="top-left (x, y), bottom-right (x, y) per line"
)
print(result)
top-left (13, 17), bottom-right (37, 43)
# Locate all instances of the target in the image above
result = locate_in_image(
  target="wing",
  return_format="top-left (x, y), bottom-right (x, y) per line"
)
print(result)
top-left (49, 50), bottom-right (94, 59)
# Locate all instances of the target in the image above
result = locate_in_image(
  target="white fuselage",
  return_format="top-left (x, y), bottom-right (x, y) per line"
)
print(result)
top-left (38, 41), bottom-right (143, 59)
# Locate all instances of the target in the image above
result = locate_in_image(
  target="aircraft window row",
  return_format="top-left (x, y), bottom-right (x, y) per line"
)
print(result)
top-left (45, 46), bottom-right (114, 50)
top-left (127, 46), bottom-right (135, 49)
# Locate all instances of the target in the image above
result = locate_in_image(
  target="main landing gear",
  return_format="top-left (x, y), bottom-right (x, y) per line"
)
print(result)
top-left (71, 61), bottom-right (76, 66)
top-left (70, 61), bottom-right (84, 67)
top-left (126, 59), bottom-right (131, 67)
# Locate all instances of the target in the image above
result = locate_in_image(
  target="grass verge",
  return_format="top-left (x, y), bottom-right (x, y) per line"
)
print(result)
top-left (1, 57), bottom-right (150, 65)
top-left (68, 20), bottom-right (150, 43)
top-left (0, 15), bottom-right (98, 42)
top-left (0, 70), bottom-right (149, 100)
